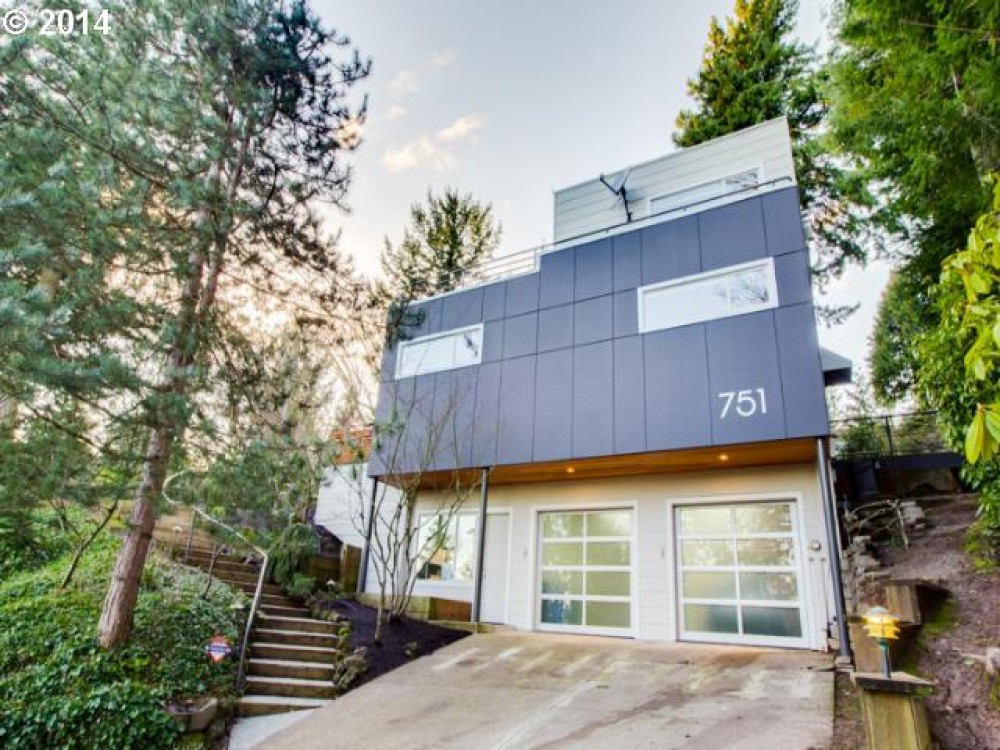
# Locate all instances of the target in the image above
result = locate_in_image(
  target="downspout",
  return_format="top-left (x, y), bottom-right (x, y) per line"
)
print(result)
top-left (357, 476), bottom-right (378, 595)
top-left (817, 437), bottom-right (853, 662)
top-left (471, 467), bottom-right (491, 624)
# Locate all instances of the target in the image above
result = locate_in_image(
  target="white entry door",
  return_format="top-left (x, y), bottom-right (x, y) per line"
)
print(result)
top-left (676, 500), bottom-right (806, 647)
top-left (480, 513), bottom-right (510, 624)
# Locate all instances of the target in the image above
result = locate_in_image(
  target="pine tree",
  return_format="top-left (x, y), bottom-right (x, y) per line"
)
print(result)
top-left (1, 0), bottom-right (369, 646)
top-left (675, 0), bottom-right (869, 285)
top-left (381, 188), bottom-right (501, 300)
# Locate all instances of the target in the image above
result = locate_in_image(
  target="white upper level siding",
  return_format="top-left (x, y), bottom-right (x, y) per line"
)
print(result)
top-left (553, 118), bottom-right (796, 243)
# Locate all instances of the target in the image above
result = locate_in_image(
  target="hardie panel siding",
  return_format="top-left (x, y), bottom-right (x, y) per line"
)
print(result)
top-left (372, 185), bottom-right (827, 476)
top-left (553, 118), bottom-right (796, 243)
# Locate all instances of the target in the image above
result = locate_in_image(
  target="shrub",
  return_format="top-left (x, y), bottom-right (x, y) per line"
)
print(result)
top-left (285, 573), bottom-right (316, 600)
top-left (0, 535), bottom-right (245, 749)
top-left (268, 522), bottom-right (319, 587)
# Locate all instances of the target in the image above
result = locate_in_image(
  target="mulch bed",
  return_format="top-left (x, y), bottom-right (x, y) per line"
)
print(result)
top-left (317, 598), bottom-right (470, 687)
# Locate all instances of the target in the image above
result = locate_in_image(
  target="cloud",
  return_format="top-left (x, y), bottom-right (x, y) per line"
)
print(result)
top-left (381, 136), bottom-right (454, 173)
top-left (429, 50), bottom-right (456, 69)
top-left (384, 104), bottom-right (406, 121)
top-left (388, 70), bottom-right (420, 97)
top-left (438, 113), bottom-right (486, 143)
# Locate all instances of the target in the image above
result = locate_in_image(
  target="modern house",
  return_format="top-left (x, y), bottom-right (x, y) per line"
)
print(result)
top-left (319, 118), bottom-right (852, 652)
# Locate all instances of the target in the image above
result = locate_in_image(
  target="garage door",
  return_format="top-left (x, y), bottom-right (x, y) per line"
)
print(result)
top-left (676, 501), bottom-right (806, 647)
top-left (538, 509), bottom-right (632, 635)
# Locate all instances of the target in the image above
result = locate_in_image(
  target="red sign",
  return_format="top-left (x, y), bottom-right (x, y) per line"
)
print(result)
top-left (205, 635), bottom-right (233, 664)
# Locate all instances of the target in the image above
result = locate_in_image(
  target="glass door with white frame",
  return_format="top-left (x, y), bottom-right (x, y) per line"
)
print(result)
top-left (538, 509), bottom-right (633, 635)
top-left (676, 501), bottom-right (805, 647)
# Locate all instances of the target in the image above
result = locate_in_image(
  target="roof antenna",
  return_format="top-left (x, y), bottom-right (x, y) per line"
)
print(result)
top-left (599, 167), bottom-right (633, 223)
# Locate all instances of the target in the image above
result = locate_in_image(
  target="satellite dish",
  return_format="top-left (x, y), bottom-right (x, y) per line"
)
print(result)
top-left (599, 167), bottom-right (633, 223)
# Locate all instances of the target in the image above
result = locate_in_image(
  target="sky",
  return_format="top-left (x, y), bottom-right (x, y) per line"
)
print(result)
top-left (313, 0), bottom-right (892, 373)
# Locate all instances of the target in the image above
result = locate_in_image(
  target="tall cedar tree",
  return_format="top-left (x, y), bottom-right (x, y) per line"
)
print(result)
top-left (827, 0), bottom-right (1000, 401)
top-left (675, 0), bottom-right (870, 290)
top-left (0, 0), bottom-right (368, 646)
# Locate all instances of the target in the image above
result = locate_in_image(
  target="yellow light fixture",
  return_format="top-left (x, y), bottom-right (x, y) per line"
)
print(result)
top-left (719, 453), bottom-right (730, 462)
top-left (566, 466), bottom-right (575, 474)
top-left (862, 606), bottom-right (900, 677)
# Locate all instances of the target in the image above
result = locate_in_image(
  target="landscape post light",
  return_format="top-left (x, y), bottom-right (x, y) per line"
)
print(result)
top-left (862, 606), bottom-right (900, 678)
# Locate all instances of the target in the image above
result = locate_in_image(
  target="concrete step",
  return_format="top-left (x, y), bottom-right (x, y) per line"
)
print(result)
top-left (209, 569), bottom-right (265, 586)
top-left (250, 642), bottom-right (340, 664)
top-left (237, 695), bottom-right (333, 717)
top-left (227, 579), bottom-right (283, 596)
top-left (248, 658), bottom-right (335, 681)
top-left (261, 603), bottom-right (311, 618)
top-left (261, 593), bottom-right (301, 608)
top-left (185, 557), bottom-right (260, 575)
top-left (253, 628), bottom-right (340, 648)
top-left (257, 613), bottom-right (337, 634)
top-left (246, 675), bottom-right (337, 700)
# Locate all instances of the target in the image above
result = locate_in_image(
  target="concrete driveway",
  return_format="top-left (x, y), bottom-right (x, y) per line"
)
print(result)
top-left (258, 632), bottom-right (833, 750)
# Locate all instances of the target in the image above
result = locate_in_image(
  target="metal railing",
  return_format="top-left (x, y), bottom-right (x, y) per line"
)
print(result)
top-left (430, 176), bottom-right (796, 294)
top-left (162, 473), bottom-right (268, 693)
top-left (829, 411), bottom-right (948, 460)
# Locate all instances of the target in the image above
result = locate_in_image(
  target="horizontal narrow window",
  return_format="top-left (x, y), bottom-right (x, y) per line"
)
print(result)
top-left (396, 324), bottom-right (483, 379)
top-left (649, 168), bottom-right (761, 215)
top-left (637, 259), bottom-right (778, 333)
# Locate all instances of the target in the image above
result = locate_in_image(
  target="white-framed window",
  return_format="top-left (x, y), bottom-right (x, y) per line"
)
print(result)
top-left (415, 512), bottom-right (478, 582)
top-left (637, 258), bottom-right (778, 333)
top-left (395, 323), bottom-right (484, 380)
top-left (648, 168), bottom-right (762, 216)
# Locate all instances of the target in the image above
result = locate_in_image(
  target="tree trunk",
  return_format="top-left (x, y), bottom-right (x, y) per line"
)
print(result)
top-left (97, 426), bottom-right (170, 647)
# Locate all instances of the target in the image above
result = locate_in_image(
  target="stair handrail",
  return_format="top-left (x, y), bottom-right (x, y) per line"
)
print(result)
top-left (162, 471), bottom-right (269, 693)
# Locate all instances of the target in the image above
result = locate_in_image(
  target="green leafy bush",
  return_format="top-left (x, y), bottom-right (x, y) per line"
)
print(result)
top-left (269, 522), bottom-right (319, 587)
top-left (285, 573), bottom-right (317, 600)
top-left (0, 535), bottom-right (246, 749)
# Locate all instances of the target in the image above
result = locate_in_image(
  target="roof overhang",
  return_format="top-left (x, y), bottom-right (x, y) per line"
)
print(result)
top-left (821, 347), bottom-right (853, 387)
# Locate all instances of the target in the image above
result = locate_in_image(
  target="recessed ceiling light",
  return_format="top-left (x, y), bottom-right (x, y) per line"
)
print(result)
top-left (719, 453), bottom-right (729, 462)
top-left (566, 466), bottom-right (575, 474)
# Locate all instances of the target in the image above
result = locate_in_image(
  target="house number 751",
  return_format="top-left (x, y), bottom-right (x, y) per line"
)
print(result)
top-left (718, 389), bottom-right (768, 419)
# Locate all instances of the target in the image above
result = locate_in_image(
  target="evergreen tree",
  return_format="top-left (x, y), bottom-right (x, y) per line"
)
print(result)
top-left (1, 0), bottom-right (369, 646)
top-left (828, 0), bottom-right (1000, 400)
top-left (381, 188), bottom-right (501, 300)
top-left (675, 0), bottom-right (870, 285)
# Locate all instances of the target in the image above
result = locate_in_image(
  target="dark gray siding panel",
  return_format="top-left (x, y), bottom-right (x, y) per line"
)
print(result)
top-left (762, 187), bottom-right (806, 257)
top-left (497, 356), bottom-right (536, 464)
top-left (402, 375), bottom-right (436, 470)
top-left (533, 349), bottom-right (573, 461)
top-left (774, 250), bottom-right (812, 307)
top-left (471, 362), bottom-right (502, 466)
top-left (538, 304), bottom-right (574, 352)
top-left (613, 232), bottom-right (642, 292)
top-left (503, 312), bottom-right (538, 359)
top-left (641, 216), bottom-right (700, 285)
top-left (481, 320), bottom-right (504, 363)
top-left (574, 295), bottom-right (613, 346)
top-left (573, 341), bottom-right (614, 458)
top-left (613, 290), bottom-right (638, 338)
top-left (539, 247), bottom-right (574, 309)
top-left (699, 199), bottom-right (767, 272)
top-left (705, 312), bottom-right (786, 445)
top-left (775, 304), bottom-right (829, 437)
top-left (430, 369), bottom-right (477, 470)
top-left (379, 336), bottom-right (396, 382)
top-left (644, 327), bottom-right (712, 450)
top-left (483, 282), bottom-right (506, 321)
top-left (614, 336), bottom-right (646, 454)
top-left (441, 288), bottom-right (484, 330)
top-left (574, 239), bottom-right (613, 301)
top-left (505, 273), bottom-right (540, 317)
